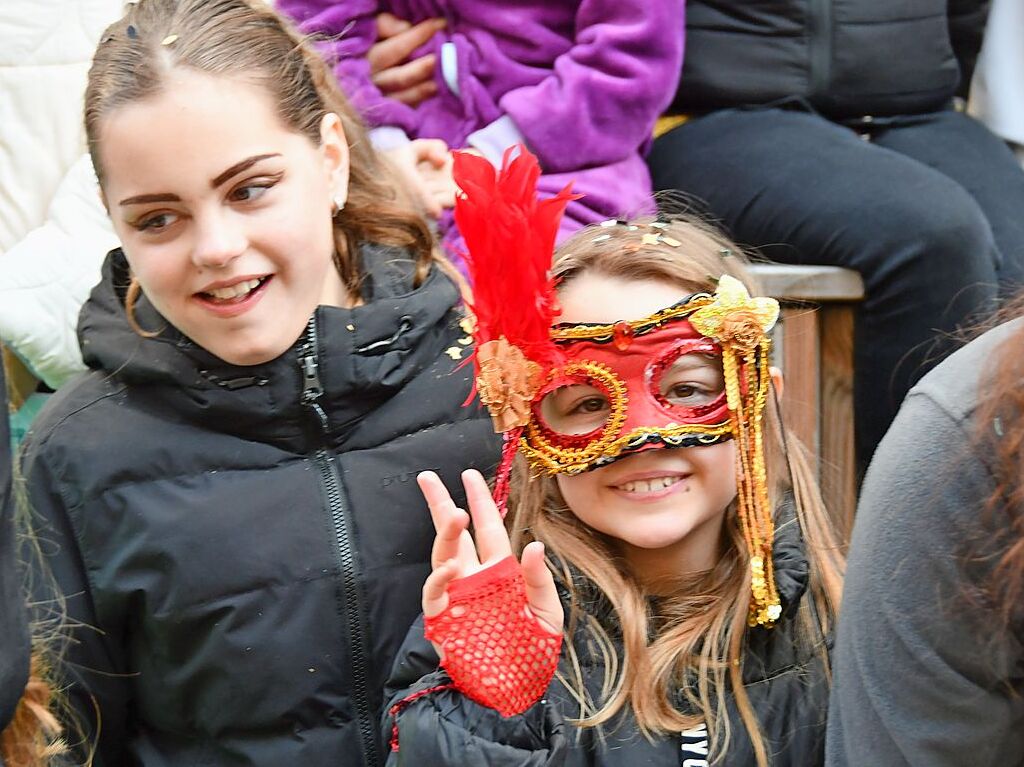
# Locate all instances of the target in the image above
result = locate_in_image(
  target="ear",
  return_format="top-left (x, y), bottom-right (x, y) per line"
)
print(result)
top-left (319, 112), bottom-right (350, 208)
top-left (769, 365), bottom-right (784, 399)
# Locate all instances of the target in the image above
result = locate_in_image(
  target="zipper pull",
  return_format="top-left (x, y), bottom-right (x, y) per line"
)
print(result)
top-left (298, 314), bottom-right (329, 434)
top-left (301, 352), bottom-right (323, 404)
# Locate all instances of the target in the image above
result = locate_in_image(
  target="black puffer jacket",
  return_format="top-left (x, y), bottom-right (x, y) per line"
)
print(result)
top-left (0, 354), bottom-right (30, 740)
top-left (21, 246), bottom-right (500, 767)
top-left (675, 0), bottom-right (990, 118)
top-left (385, 509), bottom-right (830, 766)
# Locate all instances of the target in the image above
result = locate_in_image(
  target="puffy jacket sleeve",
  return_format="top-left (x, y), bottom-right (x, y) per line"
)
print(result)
top-left (496, 0), bottom-right (684, 173)
top-left (383, 615), bottom-right (569, 766)
top-left (277, 0), bottom-right (419, 133)
top-left (20, 434), bottom-right (132, 767)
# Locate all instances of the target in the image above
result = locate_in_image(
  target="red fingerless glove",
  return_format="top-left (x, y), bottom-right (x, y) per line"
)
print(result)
top-left (423, 555), bottom-right (563, 717)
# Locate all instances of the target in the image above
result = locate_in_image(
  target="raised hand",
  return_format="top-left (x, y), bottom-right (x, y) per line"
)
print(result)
top-left (418, 470), bottom-right (563, 638)
top-left (417, 470), bottom-right (564, 716)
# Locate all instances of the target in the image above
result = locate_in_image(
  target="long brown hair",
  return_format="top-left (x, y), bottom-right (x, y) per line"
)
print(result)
top-left (973, 294), bottom-right (1024, 625)
top-left (0, 655), bottom-right (65, 767)
top-left (506, 217), bottom-right (845, 765)
top-left (85, 0), bottom-right (451, 332)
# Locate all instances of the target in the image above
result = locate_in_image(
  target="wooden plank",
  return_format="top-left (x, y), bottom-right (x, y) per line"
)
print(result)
top-left (779, 306), bottom-right (820, 472)
top-left (749, 264), bottom-right (864, 302)
top-left (818, 305), bottom-right (857, 539)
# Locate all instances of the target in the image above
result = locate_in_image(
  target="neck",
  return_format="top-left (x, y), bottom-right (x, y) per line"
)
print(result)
top-left (619, 513), bottom-right (726, 594)
top-left (320, 265), bottom-right (360, 309)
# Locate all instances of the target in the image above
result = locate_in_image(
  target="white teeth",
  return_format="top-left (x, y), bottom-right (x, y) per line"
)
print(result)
top-left (618, 476), bottom-right (682, 493)
top-left (205, 278), bottom-right (262, 300)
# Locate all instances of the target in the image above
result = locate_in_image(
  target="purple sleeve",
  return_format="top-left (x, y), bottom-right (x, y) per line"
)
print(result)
top-left (276, 0), bottom-right (419, 131)
top-left (498, 0), bottom-right (685, 174)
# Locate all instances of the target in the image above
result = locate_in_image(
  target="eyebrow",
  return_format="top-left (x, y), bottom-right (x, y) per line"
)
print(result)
top-left (118, 153), bottom-right (282, 206)
top-left (118, 192), bottom-right (181, 206)
top-left (210, 153), bottom-right (280, 188)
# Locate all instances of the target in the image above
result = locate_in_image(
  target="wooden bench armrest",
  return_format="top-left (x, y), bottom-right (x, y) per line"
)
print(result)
top-left (748, 264), bottom-right (864, 302)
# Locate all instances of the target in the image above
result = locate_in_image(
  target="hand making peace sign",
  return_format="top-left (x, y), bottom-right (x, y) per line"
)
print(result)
top-left (416, 469), bottom-right (563, 656)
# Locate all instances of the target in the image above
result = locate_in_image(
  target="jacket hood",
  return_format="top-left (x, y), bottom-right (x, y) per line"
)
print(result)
top-left (78, 246), bottom-right (463, 450)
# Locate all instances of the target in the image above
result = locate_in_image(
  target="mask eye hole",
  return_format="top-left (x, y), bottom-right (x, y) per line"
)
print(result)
top-left (656, 352), bottom-right (725, 408)
top-left (538, 379), bottom-right (612, 436)
top-left (648, 339), bottom-right (727, 415)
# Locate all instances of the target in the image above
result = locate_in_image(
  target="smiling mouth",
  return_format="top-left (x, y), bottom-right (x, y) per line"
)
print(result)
top-left (614, 476), bottom-right (687, 494)
top-left (199, 276), bottom-right (271, 303)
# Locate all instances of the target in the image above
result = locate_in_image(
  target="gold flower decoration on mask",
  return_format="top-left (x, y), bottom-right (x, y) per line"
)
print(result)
top-left (475, 338), bottom-right (544, 432)
top-left (689, 275), bottom-right (779, 355)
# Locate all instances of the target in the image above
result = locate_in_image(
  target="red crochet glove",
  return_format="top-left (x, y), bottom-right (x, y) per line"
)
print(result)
top-left (424, 555), bottom-right (563, 717)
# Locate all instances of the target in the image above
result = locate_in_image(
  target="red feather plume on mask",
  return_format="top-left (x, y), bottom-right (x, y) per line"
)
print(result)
top-left (453, 146), bottom-right (579, 434)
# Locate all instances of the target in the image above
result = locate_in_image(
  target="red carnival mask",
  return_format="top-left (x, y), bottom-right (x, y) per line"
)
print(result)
top-left (522, 296), bottom-right (736, 475)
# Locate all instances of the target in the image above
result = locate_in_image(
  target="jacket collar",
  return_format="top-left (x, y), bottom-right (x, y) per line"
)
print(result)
top-left (79, 246), bottom-right (461, 450)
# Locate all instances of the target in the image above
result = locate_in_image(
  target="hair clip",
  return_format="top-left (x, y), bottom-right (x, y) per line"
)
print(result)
top-left (661, 235), bottom-right (682, 247)
top-left (126, 24), bottom-right (138, 39)
top-left (599, 219), bottom-right (618, 228)
top-left (161, 34), bottom-right (179, 46)
top-left (592, 233), bottom-right (612, 242)
top-left (641, 233), bottom-right (660, 246)
top-left (649, 221), bottom-right (669, 229)
top-left (719, 248), bottom-right (733, 258)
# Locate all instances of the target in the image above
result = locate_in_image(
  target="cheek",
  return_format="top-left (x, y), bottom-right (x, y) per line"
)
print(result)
top-left (692, 441), bottom-right (738, 500)
top-left (122, 250), bottom-right (173, 299)
top-left (554, 472), bottom-right (599, 522)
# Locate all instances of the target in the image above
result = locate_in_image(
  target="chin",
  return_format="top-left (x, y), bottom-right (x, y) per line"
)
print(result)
top-left (206, 338), bottom-right (288, 367)
top-left (617, 528), bottom-right (692, 551)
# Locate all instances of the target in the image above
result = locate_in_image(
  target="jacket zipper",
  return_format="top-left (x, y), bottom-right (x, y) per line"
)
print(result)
top-left (299, 316), bottom-right (381, 767)
top-left (807, 0), bottom-right (833, 102)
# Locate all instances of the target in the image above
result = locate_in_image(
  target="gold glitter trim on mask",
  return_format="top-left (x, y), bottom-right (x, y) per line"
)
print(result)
top-left (550, 294), bottom-right (715, 344)
top-left (522, 420), bottom-right (732, 475)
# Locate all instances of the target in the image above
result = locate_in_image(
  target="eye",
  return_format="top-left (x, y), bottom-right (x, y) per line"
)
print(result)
top-left (539, 382), bottom-right (612, 435)
top-left (667, 383), bottom-right (701, 401)
top-left (133, 211), bottom-right (179, 233)
top-left (228, 174), bottom-right (282, 203)
top-left (570, 396), bottom-right (609, 416)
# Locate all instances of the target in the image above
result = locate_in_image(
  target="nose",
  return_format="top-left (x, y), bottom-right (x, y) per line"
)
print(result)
top-left (191, 210), bottom-right (246, 270)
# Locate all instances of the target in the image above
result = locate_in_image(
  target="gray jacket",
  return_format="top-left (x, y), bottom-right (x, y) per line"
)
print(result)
top-left (826, 318), bottom-right (1024, 765)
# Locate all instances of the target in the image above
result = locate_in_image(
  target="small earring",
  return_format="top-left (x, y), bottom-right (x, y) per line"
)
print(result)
top-left (332, 193), bottom-right (346, 215)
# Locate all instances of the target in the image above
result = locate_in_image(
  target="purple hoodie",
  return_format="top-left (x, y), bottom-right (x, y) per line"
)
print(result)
top-left (279, 0), bottom-right (684, 251)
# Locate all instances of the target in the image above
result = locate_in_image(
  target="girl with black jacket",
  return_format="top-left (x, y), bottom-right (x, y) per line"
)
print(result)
top-left (19, 1), bottom-right (498, 765)
top-left (384, 152), bottom-right (845, 767)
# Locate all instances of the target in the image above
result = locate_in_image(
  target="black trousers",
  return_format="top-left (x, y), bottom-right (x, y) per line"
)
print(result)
top-left (649, 104), bottom-right (1024, 469)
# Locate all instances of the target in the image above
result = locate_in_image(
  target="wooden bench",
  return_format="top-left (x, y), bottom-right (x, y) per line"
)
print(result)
top-left (748, 264), bottom-right (865, 537)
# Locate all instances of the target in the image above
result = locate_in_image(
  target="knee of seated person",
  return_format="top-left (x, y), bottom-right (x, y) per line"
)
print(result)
top-left (862, 189), bottom-right (996, 289)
